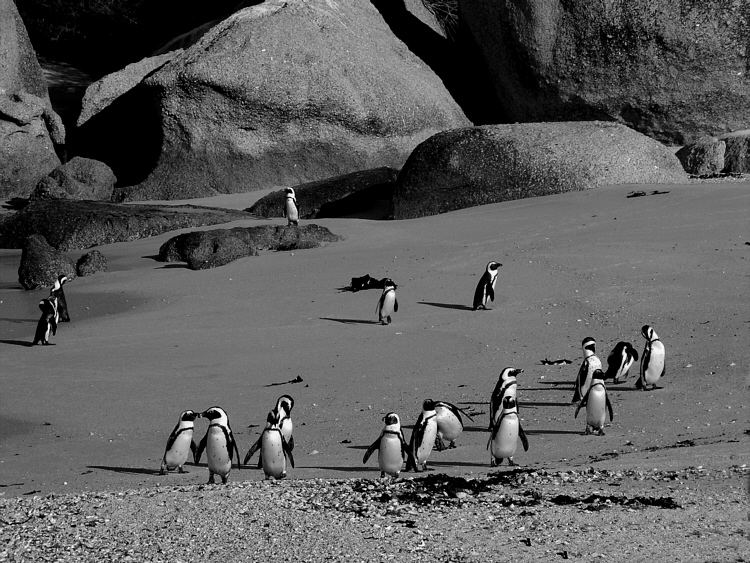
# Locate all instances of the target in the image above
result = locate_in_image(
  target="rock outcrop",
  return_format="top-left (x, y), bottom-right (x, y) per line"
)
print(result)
top-left (158, 225), bottom-right (342, 270)
top-left (31, 157), bottom-right (117, 201)
top-left (17, 234), bottom-right (76, 290)
top-left (249, 168), bottom-right (399, 220)
top-left (676, 138), bottom-right (726, 177)
top-left (78, 0), bottom-right (470, 199)
top-left (0, 0), bottom-right (49, 101)
top-left (460, 0), bottom-right (750, 144)
top-left (394, 121), bottom-right (688, 219)
top-left (0, 200), bottom-right (252, 251)
top-left (720, 131), bottom-right (750, 174)
top-left (76, 250), bottom-right (108, 277)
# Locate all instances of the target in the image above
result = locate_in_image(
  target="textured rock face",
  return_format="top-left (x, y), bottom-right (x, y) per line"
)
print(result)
top-left (0, 92), bottom-right (60, 198)
top-left (158, 225), bottom-right (342, 270)
top-left (676, 138), bottom-right (726, 176)
top-left (249, 168), bottom-right (399, 220)
top-left (76, 250), bottom-right (108, 277)
top-left (31, 157), bottom-right (117, 201)
top-left (394, 121), bottom-right (688, 219)
top-left (460, 0), bottom-right (750, 144)
top-left (83, 0), bottom-right (469, 200)
top-left (17, 234), bottom-right (76, 290)
top-left (0, 0), bottom-right (49, 101)
top-left (720, 132), bottom-right (750, 173)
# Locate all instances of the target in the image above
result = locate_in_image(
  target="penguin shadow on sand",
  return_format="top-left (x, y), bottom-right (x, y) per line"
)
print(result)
top-left (0, 339), bottom-right (35, 347)
top-left (418, 301), bottom-right (474, 311)
top-left (87, 465), bottom-right (169, 476)
top-left (320, 317), bottom-right (381, 325)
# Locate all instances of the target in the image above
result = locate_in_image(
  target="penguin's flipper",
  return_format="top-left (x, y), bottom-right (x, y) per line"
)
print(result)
top-left (282, 435), bottom-right (295, 468)
top-left (375, 293), bottom-right (385, 315)
top-left (572, 360), bottom-right (587, 402)
top-left (574, 391), bottom-right (589, 418)
top-left (606, 394), bottom-right (614, 422)
top-left (631, 347), bottom-right (639, 362)
top-left (243, 437), bottom-right (261, 466)
top-left (487, 413), bottom-right (505, 449)
top-left (231, 434), bottom-right (242, 470)
top-left (190, 440), bottom-right (197, 459)
top-left (362, 437), bottom-right (381, 464)
top-left (487, 285), bottom-right (495, 302)
top-left (394, 298), bottom-right (398, 313)
top-left (163, 424), bottom-right (181, 453)
top-left (50, 317), bottom-right (57, 336)
top-left (400, 432), bottom-right (409, 460)
top-left (440, 401), bottom-right (473, 424)
top-left (194, 433), bottom-right (208, 464)
top-left (288, 435), bottom-right (295, 451)
top-left (640, 346), bottom-right (651, 379)
top-left (472, 279), bottom-right (485, 310)
top-left (518, 423), bottom-right (529, 452)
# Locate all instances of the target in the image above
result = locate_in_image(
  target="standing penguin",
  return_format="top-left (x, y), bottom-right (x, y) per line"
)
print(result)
top-left (637, 325), bottom-right (666, 390)
top-left (488, 396), bottom-right (529, 466)
top-left (604, 341), bottom-right (639, 383)
top-left (195, 406), bottom-right (241, 484)
top-left (362, 412), bottom-right (409, 478)
top-left (572, 337), bottom-right (602, 404)
top-left (244, 411), bottom-right (294, 479)
top-left (575, 369), bottom-right (613, 435)
top-left (406, 399), bottom-right (438, 472)
top-left (283, 187), bottom-right (299, 226)
top-left (489, 367), bottom-right (524, 430)
top-left (160, 410), bottom-right (200, 474)
top-left (472, 261), bottom-right (502, 310)
top-left (50, 275), bottom-right (70, 323)
top-left (433, 401), bottom-right (474, 451)
top-left (244, 395), bottom-right (295, 468)
top-left (375, 279), bottom-right (398, 325)
top-left (32, 296), bottom-right (58, 345)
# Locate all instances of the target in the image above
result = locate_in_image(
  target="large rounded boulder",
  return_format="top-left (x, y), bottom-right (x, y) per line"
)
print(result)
top-left (393, 121), bottom-right (688, 219)
top-left (460, 0), bottom-right (750, 144)
top-left (18, 234), bottom-right (76, 290)
top-left (80, 0), bottom-right (470, 200)
top-left (0, 0), bottom-right (49, 101)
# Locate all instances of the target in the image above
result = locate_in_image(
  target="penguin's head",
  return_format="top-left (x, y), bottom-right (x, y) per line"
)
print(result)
top-left (179, 410), bottom-right (200, 422)
top-left (499, 367), bottom-right (523, 383)
top-left (486, 261), bottom-right (502, 273)
top-left (200, 406), bottom-right (228, 424)
top-left (502, 396), bottom-right (517, 410)
top-left (383, 278), bottom-right (397, 290)
top-left (286, 188), bottom-right (295, 197)
top-left (58, 274), bottom-right (69, 285)
top-left (383, 412), bottom-right (400, 427)
top-left (641, 325), bottom-right (658, 341)
top-left (582, 337), bottom-right (596, 354)
top-left (265, 410), bottom-right (280, 428)
top-left (422, 399), bottom-right (436, 412)
top-left (276, 395), bottom-right (294, 415)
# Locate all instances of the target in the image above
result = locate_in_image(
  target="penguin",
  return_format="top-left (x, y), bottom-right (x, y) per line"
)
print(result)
top-left (637, 325), bottom-right (666, 390)
top-left (283, 187), bottom-right (299, 226)
top-left (575, 369), bottom-right (613, 435)
top-left (362, 412), bottom-right (409, 478)
top-left (572, 337), bottom-right (602, 404)
top-left (50, 274), bottom-right (70, 323)
top-left (375, 279), bottom-right (398, 325)
top-left (433, 401), bottom-right (474, 451)
top-left (489, 367), bottom-right (524, 431)
top-left (160, 410), bottom-right (200, 474)
top-left (244, 411), bottom-right (294, 479)
top-left (32, 296), bottom-right (58, 345)
top-left (406, 399), bottom-right (438, 472)
top-left (488, 396), bottom-right (529, 466)
top-left (244, 395), bottom-right (295, 468)
top-left (472, 261), bottom-right (502, 310)
top-left (604, 341), bottom-right (639, 384)
top-left (194, 406), bottom-right (241, 484)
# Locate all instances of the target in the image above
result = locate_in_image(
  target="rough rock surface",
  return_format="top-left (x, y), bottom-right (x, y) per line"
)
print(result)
top-left (17, 234), bottom-right (76, 290)
top-left (249, 168), bottom-right (399, 220)
top-left (158, 225), bottom-right (342, 270)
top-left (675, 138), bottom-right (726, 177)
top-left (0, 92), bottom-right (61, 198)
top-left (720, 131), bottom-right (750, 174)
top-left (0, 0), bottom-right (49, 101)
top-left (76, 249), bottom-right (108, 277)
top-left (460, 0), bottom-right (750, 144)
top-left (394, 121), bottom-right (688, 219)
top-left (30, 157), bottom-right (117, 201)
top-left (0, 200), bottom-right (252, 251)
top-left (82, 0), bottom-right (470, 199)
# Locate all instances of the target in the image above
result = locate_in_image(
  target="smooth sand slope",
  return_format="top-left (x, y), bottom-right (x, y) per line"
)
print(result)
top-left (0, 182), bottom-right (747, 497)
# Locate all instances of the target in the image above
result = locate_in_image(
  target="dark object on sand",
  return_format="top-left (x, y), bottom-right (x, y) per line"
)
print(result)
top-left (540, 358), bottom-right (573, 365)
top-left (350, 274), bottom-right (387, 292)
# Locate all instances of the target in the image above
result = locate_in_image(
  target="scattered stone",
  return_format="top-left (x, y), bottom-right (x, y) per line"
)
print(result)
top-left (76, 250), bottom-right (107, 277)
top-left (675, 138), bottom-right (725, 176)
top-left (17, 234), bottom-right (76, 290)
top-left (30, 157), bottom-right (117, 201)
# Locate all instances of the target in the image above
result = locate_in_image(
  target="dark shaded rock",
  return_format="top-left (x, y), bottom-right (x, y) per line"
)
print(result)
top-left (249, 168), bottom-right (399, 220)
top-left (30, 157), bottom-right (117, 201)
top-left (76, 250), bottom-right (108, 276)
top-left (17, 234), bottom-right (76, 290)
top-left (158, 225), bottom-right (341, 270)
top-left (0, 92), bottom-right (61, 198)
top-left (80, 0), bottom-right (469, 199)
top-left (0, 199), bottom-right (252, 251)
top-left (675, 138), bottom-right (726, 176)
top-left (460, 0), bottom-right (750, 144)
top-left (0, 0), bottom-right (49, 101)
top-left (394, 121), bottom-right (687, 219)
top-left (720, 131), bottom-right (750, 174)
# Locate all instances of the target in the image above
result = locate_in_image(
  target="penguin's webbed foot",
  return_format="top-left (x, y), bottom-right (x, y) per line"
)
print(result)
top-left (221, 475), bottom-right (228, 484)
top-left (434, 436), bottom-right (446, 451)
top-left (178, 466), bottom-right (186, 473)
top-left (584, 426), bottom-right (592, 435)
top-left (159, 467), bottom-right (167, 476)
top-left (490, 457), bottom-right (498, 467)
top-left (508, 458), bottom-right (517, 466)
top-left (597, 429), bottom-right (606, 436)
top-left (449, 441), bottom-right (456, 449)
top-left (208, 474), bottom-right (216, 484)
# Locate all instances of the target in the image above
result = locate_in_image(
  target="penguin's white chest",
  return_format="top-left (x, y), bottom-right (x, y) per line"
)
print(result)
top-left (643, 342), bottom-right (665, 384)
top-left (491, 415), bottom-right (519, 459)
top-left (206, 427), bottom-right (232, 475)
top-left (285, 198), bottom-right (298, 222)
top-left (279, 418), bottom-right (293, 443)
top-left (165, 429), bottom-right (193, 469)
top-left (261, 430), bottom-right (286, 478)
top-left (380, 291), bottom-right (396, 316)
top-left (435, 408), bottom-right (462, 441)
top-left (617, 355), bottom-right (635, 380)
top-left (415, 419), bottom-right (437, 463)
top-left (586, 387), bottom-right (607, 429)
top-left (379, 434), bottom-right (404, 476)
top-left (580, 356), bottom-right (602, 397)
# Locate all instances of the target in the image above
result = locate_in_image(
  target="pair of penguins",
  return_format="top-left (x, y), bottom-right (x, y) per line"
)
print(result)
top-left (32, 275), bottom-right (71, 345)
top-left (373, 259), bottom-right (501, 325)
top-left (363, 367), bottom-right (528, 478)
top-left (572, 326), bottom-right (667, 435)
top-left (160, 395), bottom-right (294, 484)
